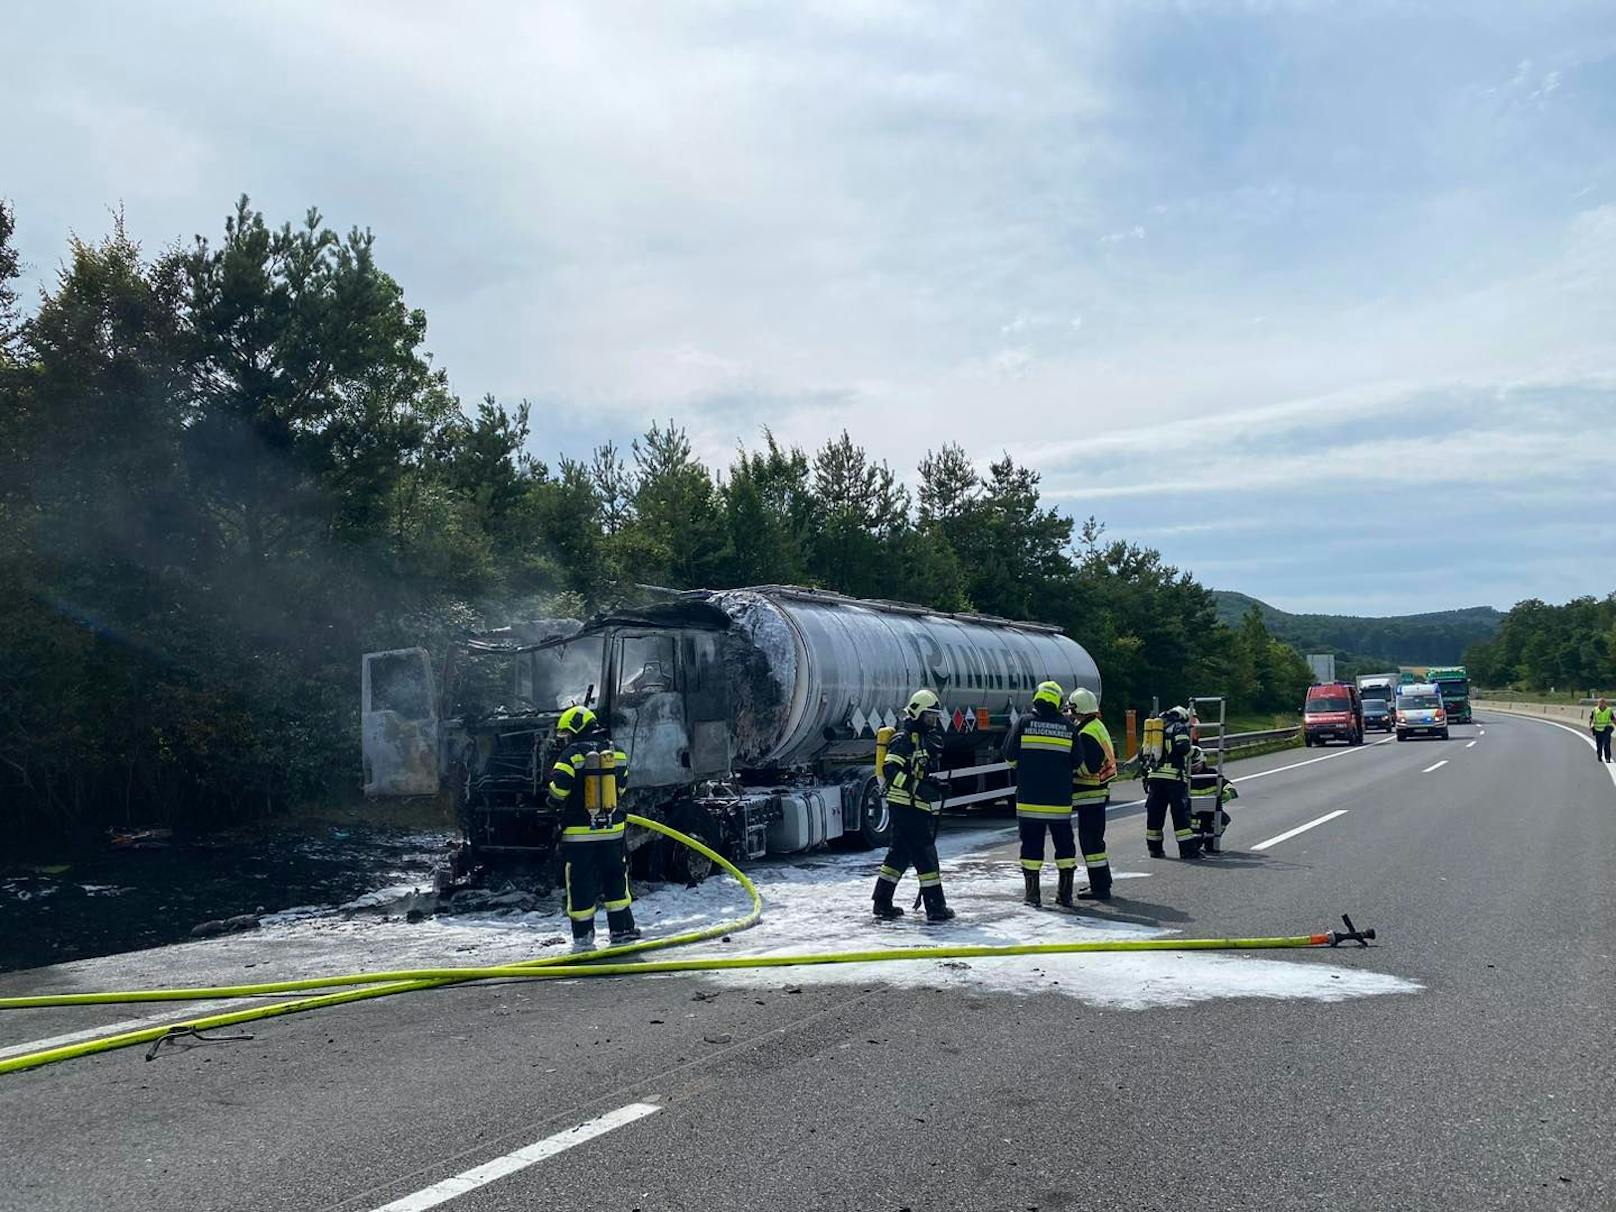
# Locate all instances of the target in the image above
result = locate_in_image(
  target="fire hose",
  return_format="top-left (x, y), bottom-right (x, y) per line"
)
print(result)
top-left (0, 815), bottom-right (1374, 1075)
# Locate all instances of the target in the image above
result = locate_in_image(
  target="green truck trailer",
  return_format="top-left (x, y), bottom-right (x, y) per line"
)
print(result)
top-left (1425, 666), bottom-right (1472, 724)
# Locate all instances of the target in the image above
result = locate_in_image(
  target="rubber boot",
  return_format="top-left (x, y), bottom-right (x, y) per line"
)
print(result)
top-left (922, 885), bottom-right (956, 923)
top-left (872, 880), bottom-right (904, 921)
top-left (570, 925), bottom-right (596, 953)
top-left (1056, 869), bottom-right (1075, 908)
top-left (1147, 842), bottom-right (1166, 858)
top-left (1022, 870), bottom-right (1042, 907)
top-left (1178, 837), bottom-right (1204, 860)
top-left (1077, 868), bottom-right (1112, 901)
top-left (607, 909), bottom-right (641, 944)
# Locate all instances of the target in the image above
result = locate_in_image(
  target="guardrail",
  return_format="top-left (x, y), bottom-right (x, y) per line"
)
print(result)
top-left (1473, 699), bottom-right (1595, 724)
top-left (1213, 726), bottom-right (1301, 750)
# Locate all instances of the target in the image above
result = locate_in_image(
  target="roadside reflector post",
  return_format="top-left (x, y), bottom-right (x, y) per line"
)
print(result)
top-left (1125, 709), bottom-right (1137, 759)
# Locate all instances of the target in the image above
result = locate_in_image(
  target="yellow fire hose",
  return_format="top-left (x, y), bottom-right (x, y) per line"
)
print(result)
top-left (0, 815), bottom-right (1371, 1076)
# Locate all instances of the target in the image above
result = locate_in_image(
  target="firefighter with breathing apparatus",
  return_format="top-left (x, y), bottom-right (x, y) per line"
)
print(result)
top-left (1003, 680), bottom-right (1078, 907)
top-left (1066, 687), bottom-right (1117, 900)
top-left (871, 690), bottom-right (956, 923)
top-left (546, 706), bottom-right (640, 951)
top-left (1140, 705), bottom-right (1201, 859)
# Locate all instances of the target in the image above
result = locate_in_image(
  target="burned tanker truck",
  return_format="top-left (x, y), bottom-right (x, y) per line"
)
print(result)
top-left (361, 586), bottom-right (1099, 887)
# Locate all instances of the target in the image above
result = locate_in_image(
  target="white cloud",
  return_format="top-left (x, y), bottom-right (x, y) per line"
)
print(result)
top-left (6, 1), bottom-right (1616, 607)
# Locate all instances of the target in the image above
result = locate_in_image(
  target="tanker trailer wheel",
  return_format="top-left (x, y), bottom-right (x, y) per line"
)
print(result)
top-left (854, 774), bottom-right (893, 849)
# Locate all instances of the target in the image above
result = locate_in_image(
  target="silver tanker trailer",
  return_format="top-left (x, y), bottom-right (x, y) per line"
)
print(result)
top-left (361, 586), bottom-right (1099, 886)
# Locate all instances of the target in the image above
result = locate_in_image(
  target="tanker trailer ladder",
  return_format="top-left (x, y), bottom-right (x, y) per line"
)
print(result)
top-left (1190, 695), bottom-right (1230, 854)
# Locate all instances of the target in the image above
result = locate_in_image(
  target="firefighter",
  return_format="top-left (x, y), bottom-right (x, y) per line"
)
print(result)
top-left (1591, 697), bottom-right (1614, 763)
top-left (1143, 705), bottom-right (1201, 859)
top-left (1003, 680), bottom-right (1077, 907)
top-left (872, 690), bottom-right (956, 923)
top-left (1187, 744), bottom-right (1237, 851)
top-left (546, 706), bottom-right (640, 950)
top-left (1065, 687), bottom-right (1116, 901)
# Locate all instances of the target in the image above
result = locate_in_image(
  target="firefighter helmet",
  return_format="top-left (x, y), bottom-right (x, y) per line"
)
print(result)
top-left (904, 689), bottom-right (943, 728)
top-left (557, 705), bottom-right (597, 736)
top-left (1033, 681), bottom-right (1064, 709)
top-left (1066, 687), bottom-right (1099, 715)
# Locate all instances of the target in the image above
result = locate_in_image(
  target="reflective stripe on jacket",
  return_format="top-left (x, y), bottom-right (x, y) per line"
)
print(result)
top-left (885, 726), bottom-right (942, 814)
top-left (549, 739), bottom-right (630, 838)
top-left (1072, 717), bottom-right (1117, 805)
top-left (1144, 720), bottom-right (1193, 784)
top-left (1005, 708), bottom-right (1076, 818)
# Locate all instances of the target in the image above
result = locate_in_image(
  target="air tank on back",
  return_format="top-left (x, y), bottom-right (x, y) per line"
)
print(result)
top-left (713, 586), bottom-right (1100, 768)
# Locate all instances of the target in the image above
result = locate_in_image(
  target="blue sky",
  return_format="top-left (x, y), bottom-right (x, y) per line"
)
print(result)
top-left (7, 0), bottom-right (1616, 613)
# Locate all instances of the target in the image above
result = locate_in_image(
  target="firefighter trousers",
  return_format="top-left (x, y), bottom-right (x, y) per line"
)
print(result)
top-left (1596, 728), bottom-right (1613, 762)
top-left (876, 803), bottom-right (943, 892)
top-left (1074, 800), bottom-right (1111, 895)
top-left (562, 837), bottom-right (635, 939)
top-left (1144, 780), bottom-right (1199, 856)
top-left (1017, 816), bottom-right (1076, 873)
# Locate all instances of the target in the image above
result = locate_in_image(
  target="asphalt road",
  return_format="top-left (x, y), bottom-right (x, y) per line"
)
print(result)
top-left (3, 711), bottom-right (1614, 1212)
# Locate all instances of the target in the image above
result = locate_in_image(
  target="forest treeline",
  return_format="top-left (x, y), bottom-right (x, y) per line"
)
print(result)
top-left (1464, 596), bottom-right (1616, 693)
top-left (1210, 592), bottom-right (1501, 668)
top-left (0, 198), bottom-right (1315, 845)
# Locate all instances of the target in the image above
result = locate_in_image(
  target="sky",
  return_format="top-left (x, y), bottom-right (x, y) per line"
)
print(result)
top-left (7, 0), bottom-right (1616, 614)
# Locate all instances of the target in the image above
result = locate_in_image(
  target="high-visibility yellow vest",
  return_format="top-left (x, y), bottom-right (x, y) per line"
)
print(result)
top-left (1594, 706), bottom-right (1614, 730)
top-left (1073, 718), bottom-right (1116, 805)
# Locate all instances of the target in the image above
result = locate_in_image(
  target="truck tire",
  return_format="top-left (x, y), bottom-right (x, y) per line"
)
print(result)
top-left (662, 805), bottom-right (723, 886)
top-left (852, 774), bottom-right (893, 849)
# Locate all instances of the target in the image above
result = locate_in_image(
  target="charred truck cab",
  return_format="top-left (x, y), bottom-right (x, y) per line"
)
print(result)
top-left (362, 587), bottom-right (1100, 888)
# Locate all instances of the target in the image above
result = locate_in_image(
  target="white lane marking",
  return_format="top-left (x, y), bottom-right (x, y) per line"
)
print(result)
top-left (1465, 741), bottom-right (1477, 749)
top-left (371, 1103), bottom-right (662, 1212)
top-left (0, 998), bottom-right (250, 1061)
top-left (1478, 729), bottom-right (1486, 736)
top-left (1485, 710), bottom-right (1616, 791)
top-left (1233, 736), bottom-right (1396, 784)
top-left (1422, 760), bottom-right (1448, 773)
top-left (1251, 809), bottom-right (1349, 851)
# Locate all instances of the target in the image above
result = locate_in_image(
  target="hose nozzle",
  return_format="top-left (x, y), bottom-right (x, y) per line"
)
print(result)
top-left (1327, 913), bottom-right (1376, 948)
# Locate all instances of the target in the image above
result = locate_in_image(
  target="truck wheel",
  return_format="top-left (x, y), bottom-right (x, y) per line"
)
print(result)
top-left (664, 809), bottom-right (722, 886)
top-left (854, 775), bottom-right (893, 849)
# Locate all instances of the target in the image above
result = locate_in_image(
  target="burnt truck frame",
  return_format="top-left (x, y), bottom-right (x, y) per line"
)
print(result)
top-left (361, 586), bottom-right (1100, 887)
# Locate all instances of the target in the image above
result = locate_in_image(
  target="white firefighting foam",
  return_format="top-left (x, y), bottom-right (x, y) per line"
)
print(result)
top-left (0, 826), bottom-right (1416, 1021)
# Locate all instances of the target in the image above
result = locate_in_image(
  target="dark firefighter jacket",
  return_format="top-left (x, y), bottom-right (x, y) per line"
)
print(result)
top-left (547, 737), bottom-right (631, 841)
top-left (1145, 719), bottom-right (1194, 785)
top-left (1004, 705), bottom-right (1076, 818)
top-left (884, 725), bottom-right (944, 813)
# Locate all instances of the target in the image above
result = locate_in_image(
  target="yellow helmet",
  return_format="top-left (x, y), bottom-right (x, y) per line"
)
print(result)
top-left (1033, 681), bottom-right (1064, 709)
top-left (904, 689), bottom-right (942, 726)
top-left (1066, 687), bottom-right (1099, 715)
top-left (557, 705), bottom-right (597, 736)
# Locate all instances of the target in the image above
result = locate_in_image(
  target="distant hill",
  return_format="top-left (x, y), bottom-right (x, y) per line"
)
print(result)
top-left (1211, 591), bottom-right (1503, 667)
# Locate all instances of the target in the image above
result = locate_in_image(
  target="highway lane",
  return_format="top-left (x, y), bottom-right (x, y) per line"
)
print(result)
top-left (2, 713), bottom-right (1613, 1211)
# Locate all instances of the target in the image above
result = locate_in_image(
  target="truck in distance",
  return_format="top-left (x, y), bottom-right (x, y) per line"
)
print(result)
top-left (1424, 666), bottom-right (1472, 724)
top-left (361, 586), bottom-right (1100, 888)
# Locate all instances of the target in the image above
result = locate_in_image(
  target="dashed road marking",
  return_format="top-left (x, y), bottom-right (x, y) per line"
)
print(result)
top-left (1251, 809), bottom-right (1348, 852)
top-left (370, 1102), bottom-right (662, 1212)
top-left (1422, 760), bottom-right (1448, 773)
top-left (1232, 736), bottom-right (1395, 784)
top-left (1465, 741), bottom-right (1477, 749)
